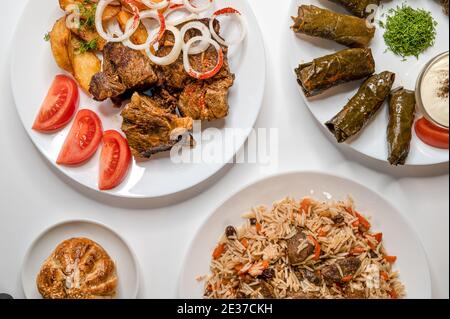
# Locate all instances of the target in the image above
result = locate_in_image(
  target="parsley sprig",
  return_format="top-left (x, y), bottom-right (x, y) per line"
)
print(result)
top-left (380, 4), bottom-right (437, 59)
top-left (78, 1), bottom-right (97, 30)
top-left (77, 39), bottom-right (98, 54)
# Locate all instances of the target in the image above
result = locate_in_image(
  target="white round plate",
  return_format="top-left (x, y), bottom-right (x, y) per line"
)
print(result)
top-left (288, 0), bottom-right (449, 165)
top-left (179, 171), bottom-right (431, 299)
top-left (11, 0), bottom-right (266, 198)
top-left (22, 220), bottom-right (140, 299)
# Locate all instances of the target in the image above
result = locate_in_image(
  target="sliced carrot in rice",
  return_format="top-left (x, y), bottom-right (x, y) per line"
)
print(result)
top-left (307, 235), bottom-right (321, 260)
top-left (350, 247), bottom-right (366, 255)
top-left (373, 232), bottom-right (383, 243)
top-left (318, 228), bottom-right (328, 237)
top-left (234, 264), bottom-right (244, 273)
top-left (345, 206), bottom-right (354, 215)
top-left (341, 275), bottom-right (353, 282)
top-left (300, 198), bottom-right (312, 214)
top-left (240, 238), bottom-right (249, 249)
top-left (355, 211), bottom-right (371, 230)
top-left (255, 223), bottom-right (262, 233)
top-left (384, 256), bottom-right (397, 264)
top-left (389, 289), bottom-right (398, 299)
top-left (212, 243), bottom-right (226, 260)
top-left (367, 238), bottom-right (378, 250)
top-left (380, 271), bottom-right (389, 281)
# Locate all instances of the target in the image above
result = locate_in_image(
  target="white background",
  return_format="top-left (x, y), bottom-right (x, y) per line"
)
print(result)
top-left (0, 0), bottom-right (448, 298)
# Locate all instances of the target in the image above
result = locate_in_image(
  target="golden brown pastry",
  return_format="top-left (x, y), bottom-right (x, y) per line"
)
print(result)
top-left (36, 237), bottom-right (118, 299)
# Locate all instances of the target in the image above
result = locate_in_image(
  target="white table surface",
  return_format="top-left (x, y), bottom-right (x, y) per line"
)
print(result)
top-left (0, 0), bottom-right (448, 299)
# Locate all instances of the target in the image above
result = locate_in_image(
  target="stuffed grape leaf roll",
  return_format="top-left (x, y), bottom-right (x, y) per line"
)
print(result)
top-left (292, 5), bottom-right (376, 48)
top-left (295, 48), bottom-right (375, 97)
top-left (387, 88), bottom-right (416, 166)
top-left (325, 71), bottom-right (396, 143)
top-left (327, 0), bottom-right (381, 18)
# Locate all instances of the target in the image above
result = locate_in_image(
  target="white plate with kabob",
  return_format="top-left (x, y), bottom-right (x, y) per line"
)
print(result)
top-left (288, 0), bottom-right (449, 166)
top-left (11, 0), bottom-right (266, 198)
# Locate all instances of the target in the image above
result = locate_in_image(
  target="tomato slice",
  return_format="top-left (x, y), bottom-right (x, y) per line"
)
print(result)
top-left (57, 109), bottom-right (103, 166)
top-left (415, 117), bottom-right (449, 149)
top-left (32, 75), bottom-right (79, 133)
top-left (99, 130), bottom-right (132, 190)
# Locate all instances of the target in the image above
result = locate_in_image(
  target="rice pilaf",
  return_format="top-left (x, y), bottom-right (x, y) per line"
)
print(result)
top-left (203, 197), bottom-right (405, 299)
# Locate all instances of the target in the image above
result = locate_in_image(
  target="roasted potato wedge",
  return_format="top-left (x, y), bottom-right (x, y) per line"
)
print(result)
top-left (117, 10), bottom-right (149, 45)
top-left (70, 26), bottom-right (107, 51)
top-left (103, 5), bottom-right (122, 21)
top-left (49, 17), bottom-right (73, 74)
top-left (66, 4), bottom-right (120, 52)
top-left (59, 0), bottom-right (120, 21)
top-left (68, 36), bottom-right (101, 93)
top-left (58, 0), bottom-right (75, 10)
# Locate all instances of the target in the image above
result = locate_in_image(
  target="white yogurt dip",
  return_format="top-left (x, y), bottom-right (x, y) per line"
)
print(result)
top-left (420, 54), bottom-right (449, 128)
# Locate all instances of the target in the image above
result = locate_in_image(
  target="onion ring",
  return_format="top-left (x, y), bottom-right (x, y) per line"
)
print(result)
top-left (165, 3), bottom-right (198, 26)
top-left (183, 36), bottom-right (223, 80)
top-left (209, 7), bottom-right (247, 47)
top-left (180, 21), bottom-right (211, 54)
top-left (145, 25), bottom-right (183, 65)
top-left (106, 19), bottom-right (125, 37)
top-left (96, 0), bottom-right (140, 42)
top-left (123, 10), bottom-right (166, 50)
top-left (183, 0), bottom-right (213, 14)
top-left (141, 0), bottom-right (170, 10)
top-left (65, 4), bottom-right (81, 29)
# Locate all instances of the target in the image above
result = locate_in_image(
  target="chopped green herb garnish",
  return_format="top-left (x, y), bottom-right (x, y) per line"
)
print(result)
top-left (381, 4), bottom-right (437, 59)
top-left (78, 2), bottom-right (97, 30)
top-left (77, 39), bottom-right (98, 54)
top-left (44, 32), bottom-right (50, 42)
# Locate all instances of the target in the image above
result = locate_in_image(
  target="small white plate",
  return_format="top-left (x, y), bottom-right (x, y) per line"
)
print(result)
top-left (22, 220), bottom-right (140, 299)
top-left (11, 0), bottom-right (266, 198)
top-left (287, 0), bottom-right (449, 165)
top-left (179, 171), bottom-right (431, 299)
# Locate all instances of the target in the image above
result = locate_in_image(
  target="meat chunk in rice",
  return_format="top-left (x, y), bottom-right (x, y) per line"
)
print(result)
top-left (322, 257), bottom-right (362, 283)
top-left (287, 228), bottom-right (315, 265)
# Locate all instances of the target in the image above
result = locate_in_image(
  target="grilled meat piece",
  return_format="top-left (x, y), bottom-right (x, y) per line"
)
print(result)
top-left (147, 87), bottom-right (179, 113)
top-left (157, 19), bottom-right (235, 121)
top-left (287, 228), bottom-right (315, 265)
top-left (109, 85), bottom-right (179, 108)
top-left (90, 42), bottom-right (158, 101)
top-left (121, 93), bottom-right (193, 159)
top-left (178, 75), bottom-right (234, 121)
top-left (156, 19), bottom-right (221, 89)
top-left (322, 257), bottom-right (361, 283)
top-left (90, 72), bottom-right (126, 101)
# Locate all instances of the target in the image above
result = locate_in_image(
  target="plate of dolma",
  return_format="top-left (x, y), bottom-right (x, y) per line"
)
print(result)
top-left (288, 0), bottom-right (449, 165)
